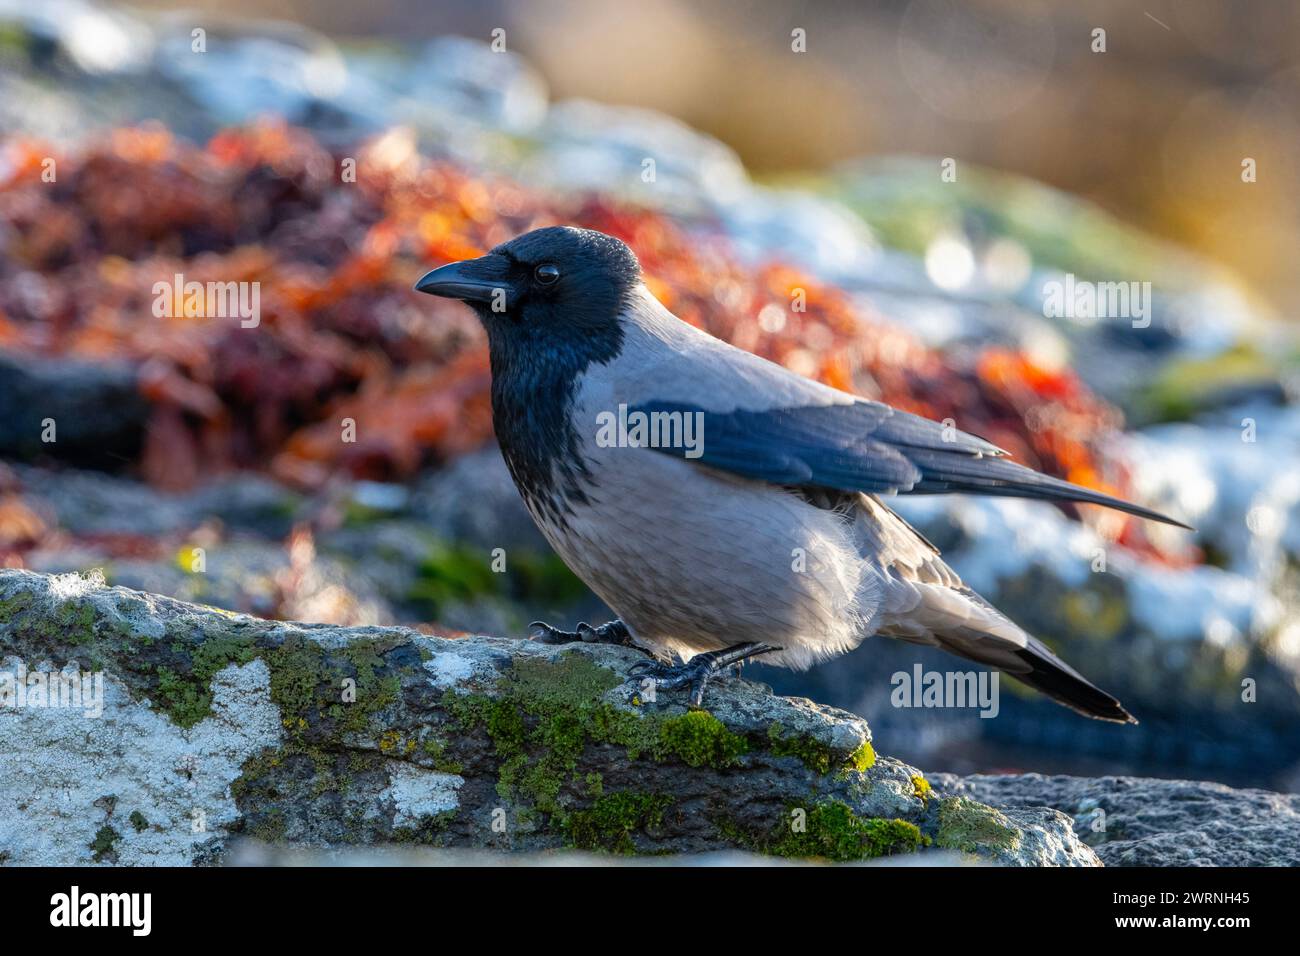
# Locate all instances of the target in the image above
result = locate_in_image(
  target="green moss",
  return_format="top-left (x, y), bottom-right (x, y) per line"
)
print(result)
top-left (658, 711), bottom-right (748, 768)
top-left (587, 701), bottom-right (661, 760)
top-left (483, 697), bottom-right (528, 757)
top-left (0, 590), bottom-right (99, 647)
top-left (848, 741), bottom-right (876, 772)
top-left (0, 590), bottom-right (35, 623)
top-left (192, 634), bottom-right (259, 676)
top-left (442, 652), bottom-right (749, 832)
top-left (247, 808), bottom-right (287, 843)
top-left (230, 748), bottom-right (285, 802)
top-left (152, 665), bottom-right (208, 727)
top-left (934, 796), bottom-right (1020, 854)
top-left (911, 774), bottom-right (931, 802)
top-left (266, 636), bottom-right (330, 733)
top-left (510, 653), bottom-right (623, 706)
top-left (228, 631), bottom-right (416, 815)
top-left (262, 633), bottom-right (404, 742)
top-left (762, 801), bottom-right (927, 862)
top-left (128, 811), bottom-right (149, 833)
top-left (391, 809), bottom-right (459, 846)
top-left (148, 633), bottom-right (262, 727)
top-left (767, 723), bottom-right (835, 773)
top-left (89, 825), bottom-right (120, 862)
top-left (421, 736), bottom-right (464, 775)
top-left (767, 723), bottom-right (874, 775)
top-left (443, 653), bottom-right (643, 813)
top-left (563, 791), bottom-right (672, 855)
top-left (341, 667), bottom-right (403, 736)
top-left (52, 599), bottom-right (98, 645)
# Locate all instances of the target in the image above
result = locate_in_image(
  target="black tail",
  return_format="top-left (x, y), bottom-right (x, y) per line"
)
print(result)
top-left (1006, 636), bottom-right (1136, 723)
top-left (924, 599), bottom-right (1138, 724)
top-left (907, 451), bottom-right (1193, 530)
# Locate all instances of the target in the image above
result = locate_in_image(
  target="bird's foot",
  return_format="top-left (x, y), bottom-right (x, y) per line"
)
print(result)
top-left (528, 618), bottom-right (635, 647)
top-left (626, 642), bottom-right (777, 708)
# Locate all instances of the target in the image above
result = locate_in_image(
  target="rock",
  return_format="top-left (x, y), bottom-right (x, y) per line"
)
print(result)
top-left (28, 536), bottom-right (394, 627)
top-left (0, 354), bottom-right (149, 469)
top-left (12, 464), bottom-right (306, 539)
top-left (930, 773), bottom-right (1300, 867)
top-left (219, 842), bottom-right (972, 867)
top-left (0, 568), bottom-right (1096, 866)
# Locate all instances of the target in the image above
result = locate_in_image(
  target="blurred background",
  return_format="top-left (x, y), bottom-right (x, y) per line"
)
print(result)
top-left (1, 0), bottom-right (1297, 789)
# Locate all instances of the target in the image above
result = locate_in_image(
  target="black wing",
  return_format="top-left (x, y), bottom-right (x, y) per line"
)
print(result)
top-left (630, 400), bottom-right (1190, 529)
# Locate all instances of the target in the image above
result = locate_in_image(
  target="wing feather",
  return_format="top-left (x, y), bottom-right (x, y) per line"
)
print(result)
top-left (629, 399), bottom-right (1189, 528)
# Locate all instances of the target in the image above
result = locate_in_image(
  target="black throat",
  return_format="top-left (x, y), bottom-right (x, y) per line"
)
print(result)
top-left (486, 319), bottom-right (625, 525)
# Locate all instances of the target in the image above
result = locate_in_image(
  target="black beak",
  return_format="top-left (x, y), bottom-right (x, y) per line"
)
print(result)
top-left (414, 254), bottom-right (513, 305)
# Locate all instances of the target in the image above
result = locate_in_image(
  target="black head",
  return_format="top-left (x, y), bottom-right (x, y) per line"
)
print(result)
top-left (413, 226), bottom-right (641, 344)
top-left (414, 227), bottom-right (640, 522)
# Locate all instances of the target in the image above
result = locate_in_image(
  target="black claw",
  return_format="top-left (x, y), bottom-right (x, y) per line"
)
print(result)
top-left (528, 619), bottom-right (634, 647)
top-left (625, 643), bottom-right (778, 707)
top-left (626, 658), bottom-right (676, 681)
top-left (689, 675), bottom-right (712, 709)
top-left (528, 621), bottom-right (576, 644)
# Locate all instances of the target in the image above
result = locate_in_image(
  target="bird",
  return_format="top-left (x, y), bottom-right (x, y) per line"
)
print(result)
top-left (414, 225), bottom-right (1190, 722)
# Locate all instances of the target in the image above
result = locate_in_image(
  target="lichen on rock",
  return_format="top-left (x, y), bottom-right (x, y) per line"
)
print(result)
top-left (0, 568), bottom-right (1101, 865)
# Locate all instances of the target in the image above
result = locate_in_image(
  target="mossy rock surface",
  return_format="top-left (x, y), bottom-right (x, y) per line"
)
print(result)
top-left (0, 568), bottom-right (1098, 865)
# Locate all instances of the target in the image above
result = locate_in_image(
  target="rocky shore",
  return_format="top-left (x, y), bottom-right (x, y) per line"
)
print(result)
top-left (2, 568), bottom-right (1293, 866)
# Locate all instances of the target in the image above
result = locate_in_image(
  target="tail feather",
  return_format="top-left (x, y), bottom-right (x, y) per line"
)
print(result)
top-left (916, 604), bottom-right (1138, 724)
top-left (865, 497), bottom-right (1139, 723)
top-left (906, 451), bottom-right (1193, 530)
top-left (887, 616), bottom-right (1138, 723)
top-left (1003, 639), bottom-right (1136, 724)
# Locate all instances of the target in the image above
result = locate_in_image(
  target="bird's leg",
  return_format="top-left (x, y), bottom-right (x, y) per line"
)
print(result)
top-left (528, 618), bottom-right (636, 648)
top-left (627, 642), bottom-right (777, 708)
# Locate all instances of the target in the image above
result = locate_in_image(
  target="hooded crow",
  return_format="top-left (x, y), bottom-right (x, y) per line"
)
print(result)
top-left (415, 226), bottom-right (1189, 722)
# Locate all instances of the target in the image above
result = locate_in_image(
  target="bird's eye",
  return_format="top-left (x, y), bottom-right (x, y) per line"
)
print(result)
top-left (534, 263), bottom-right (560, 285)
